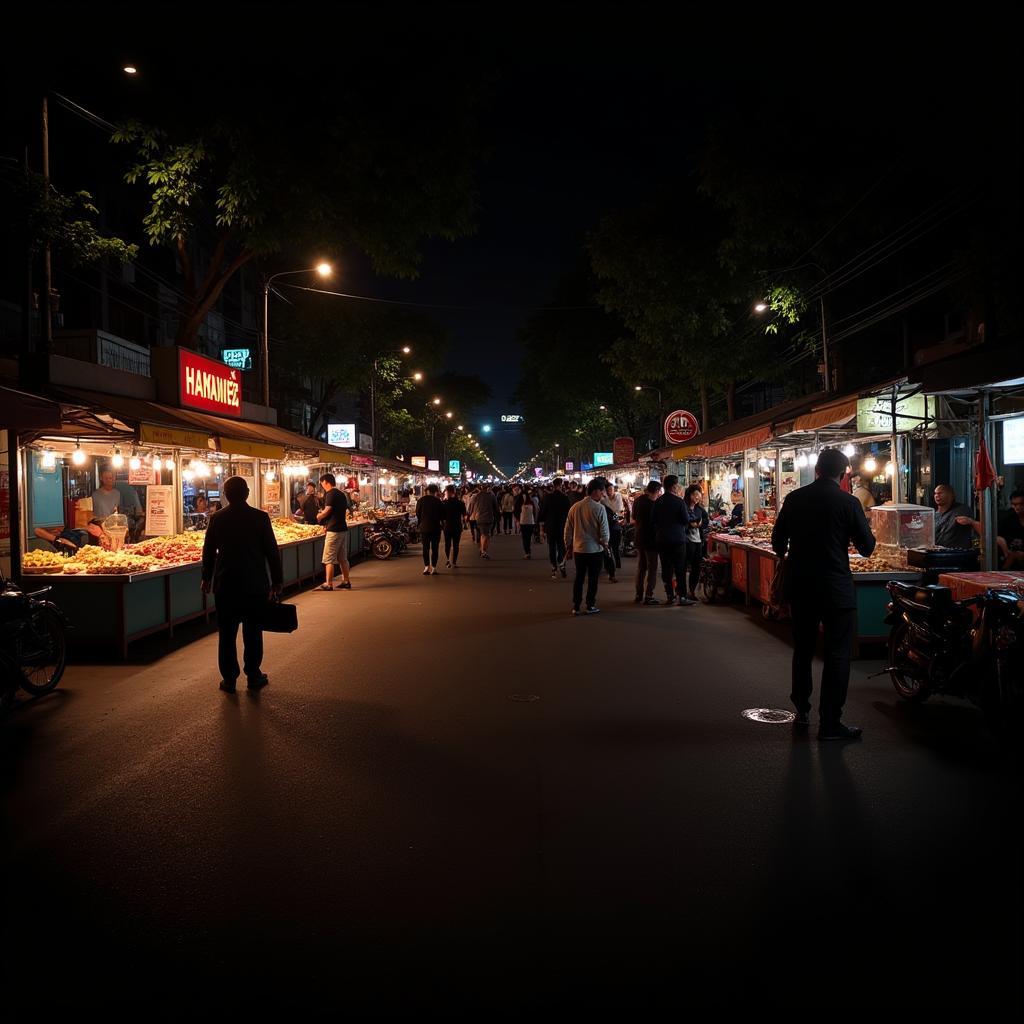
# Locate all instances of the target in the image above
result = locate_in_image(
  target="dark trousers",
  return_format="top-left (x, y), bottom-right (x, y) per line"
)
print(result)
top-left (469, 519), bottom-right (479, 541)
top-left (547, 529), bottom-right (567, 568)
top-left (521, 524), bottom-right (535, 553)
top-left (603, 529), bottom-right (622, 576)
top-left (443, 527), bottom-right (462, 562)
top-left (502, 511), bottom-right (513, 533)
top-left (422, 530), bottom-right (441, 566)
top-left (572, 551), bottom-right (603, 610)
top-left (659, 543), bottom-right (687, 600)
top-left (685, 541), bottom-right (703, 595)
top-left (790, 601), bottom-right (856, 725)
top-left (635, 546), bottom-right (659, 598)
top-left (215, 592), bottom-right (265, 682)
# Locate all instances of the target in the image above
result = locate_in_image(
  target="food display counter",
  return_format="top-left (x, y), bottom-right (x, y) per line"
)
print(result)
top-left (21, 523), bottom-right (338, 659)
top-left (937, 571), bottom-right (1024, 604)
top-left (708, 531), bottom-right (923, 646)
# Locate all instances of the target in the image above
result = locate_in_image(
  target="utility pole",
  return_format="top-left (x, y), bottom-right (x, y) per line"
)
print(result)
top-left (820, 296), bottom-right (832, 394)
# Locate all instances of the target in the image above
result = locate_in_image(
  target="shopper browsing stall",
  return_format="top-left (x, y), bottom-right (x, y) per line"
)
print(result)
top-left (317, 473), bottom-right (352, 590)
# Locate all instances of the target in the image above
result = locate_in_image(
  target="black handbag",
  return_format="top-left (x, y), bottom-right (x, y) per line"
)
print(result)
top-left (260, 596), bottom-right (298, 633)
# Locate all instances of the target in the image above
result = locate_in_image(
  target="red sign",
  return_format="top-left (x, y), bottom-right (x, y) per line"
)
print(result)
top-left (350, 455), bottom-right (375, 468)
top-left (664, 409), bottom-right (700, 445)
top-left (613, 436), bottom-right (635, 465)
top-left (179, 349), bottom-right (242, 417)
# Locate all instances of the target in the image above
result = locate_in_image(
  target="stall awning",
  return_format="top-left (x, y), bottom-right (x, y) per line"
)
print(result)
top-left (48, 388), bottom-right (322, 457)
top-left (0, 386), bottom-right (62, 431)
top-left (908, 341), bottom-right (1024, 395)
top-left (792, 397), bottom-right (858, 432)
top-left (698, 425), bottom-right (773, 459)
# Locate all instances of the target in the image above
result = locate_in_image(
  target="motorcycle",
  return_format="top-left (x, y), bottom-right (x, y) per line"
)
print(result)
top-left (620, 523), bottom-right (637, 557)
top-left (0, 568), bottom-right (71, 711)
top-left (698, 552), bottom-right (731, 603)
top-left (885, 580), bottom-right (1023, 729)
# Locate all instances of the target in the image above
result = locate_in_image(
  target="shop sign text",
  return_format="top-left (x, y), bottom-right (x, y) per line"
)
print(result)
top-left (179, 350), bottom-right (242, 417)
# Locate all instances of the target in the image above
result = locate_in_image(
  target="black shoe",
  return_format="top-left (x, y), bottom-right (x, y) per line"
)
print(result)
top-left (246, 674), bottom-right (269, 691)
top-left (678, 597), bottom-right (697, 606)
top-left (793, 711), bottom-right (811, 726)
top-left (586, 606), bottom-right (601, 615)
top-left (559, 564), bottom-right (567, 578)
top-left (818, 722), bottom-right (862, 741)
top-left (219, 679), bottom-right (237, 693)
top-left (570, 608), bottom-right (580, 616)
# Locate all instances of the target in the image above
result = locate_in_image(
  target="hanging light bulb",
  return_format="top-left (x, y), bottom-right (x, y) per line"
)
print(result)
top-left (744, 467), bottom-right (754, 478)
top-left (843, 443), bottom-right (856, 457)
top-left (862, 456), bottom-right (877, 474)
top-left (808, 452), bottom-right (818, 467)
top-left (111, 448), bottom-right (124, 469)
top-left (164, 459), bottom-right (173, 476)
top-left (152, 457), bottom-right (163, 472)
top-left (129, 454), bottom-right (141, 471)
top-left (72, 443), bottom-right (86, 466)
top-left (41, 449), bottom-right (57, 468)
top-left (265, 469), bottom-right (277, 482)
top-left (796, 453), bottom-right (809, 468)
top-left (885, 461), bottom-right (895, 477)
top-left (183, 469), bottom-right (196, 482)
top-left (768, 458), bottom-right (776, 469)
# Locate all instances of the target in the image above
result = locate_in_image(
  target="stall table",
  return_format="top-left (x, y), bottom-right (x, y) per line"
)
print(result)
top-left (938, 571), bottom-right (1024, 602)
top-left (708, 532), bottom-right (923, 648)
top-left (35, 532), bottom-right (335, 659)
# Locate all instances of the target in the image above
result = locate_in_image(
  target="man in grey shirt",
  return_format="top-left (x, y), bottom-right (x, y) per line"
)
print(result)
top-left (467, 487), bottom-right (500, 559)
top-left (92, 467), bottom-right (143, 520)
top-left (564, 477), bottom-right (611, 615)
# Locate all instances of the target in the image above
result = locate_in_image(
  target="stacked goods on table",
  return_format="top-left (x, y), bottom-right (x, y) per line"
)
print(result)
top-left (21, 549), bottom-right (68, 573)
top-left (272, 518), bottom-right (325, 541)
top-left (849, 552), bottom-right (906, 573)
top-left (129, 534), bottom-right (204, 562)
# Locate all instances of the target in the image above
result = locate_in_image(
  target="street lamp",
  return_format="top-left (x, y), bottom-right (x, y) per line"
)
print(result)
top-left (262, 262), bottom-right (332, 406)
top-left (370, 346), bottom-right (413, 454)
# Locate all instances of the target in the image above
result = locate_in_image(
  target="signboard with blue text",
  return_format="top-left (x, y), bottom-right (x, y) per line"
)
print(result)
top-left (593, 452), bottom-right (614, 467)
top-left (449, 460), bottom-right (461, 475)
top-left (222, 348), bottom-right (253, 370)
top-left (327, 423), bottom-right (356, 448)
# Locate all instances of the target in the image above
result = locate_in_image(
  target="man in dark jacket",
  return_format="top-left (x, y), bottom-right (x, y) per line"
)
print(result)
top-left (415, 484), bottom-right (445, 575)
top-left (652, 475), bottom-right (697, 606)
top-left (539, 477), bottom-right (572, 578)
top-left (631, 479), bottom-right (663, 603)
top-left (202, 476), bottom-right (283, 694)
top-left (771, 448), bottom-right (875, 739)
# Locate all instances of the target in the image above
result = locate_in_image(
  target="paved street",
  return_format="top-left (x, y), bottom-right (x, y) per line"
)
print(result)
top-left (2, 534), bottom-right (1020, 1016)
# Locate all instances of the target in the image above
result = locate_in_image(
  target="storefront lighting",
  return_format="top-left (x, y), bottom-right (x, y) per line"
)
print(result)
top-left (808, 452), bottom-right (818, 467)
top-left (758, 457), bottom-right (768, 470)
top-left (265, 469), bottom-right (277, 482)
top-left (862, 456), bottom-right (877, 474)
top-left (72, 443), bottom-right (86, 466)
top-left (183, 469), bottom-right (196, 482)
top-left (129, 454), bottom-right (142, 471)
top-left (796, 453), bottom-right (808, 468)
top-left (164, 459), bottom-right (173, 476)
top-left (111, 448), bottom-right (125, 469)
top-left (152, 457), bottom-right (163, 472)
top-left (41, 449), bottom-right (57, 468)
top-left (744, 467), bottom-right (754, 478)
top-left (885, 461), bottom-right (895, 477)
top-left (843, 443), bottom-right (856, 457)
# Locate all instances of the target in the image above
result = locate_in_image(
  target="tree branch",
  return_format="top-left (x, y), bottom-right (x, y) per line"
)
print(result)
top-left (196, 228), bottom-right (236, 305)
top-left (176, 236), bottom-right (195, 298)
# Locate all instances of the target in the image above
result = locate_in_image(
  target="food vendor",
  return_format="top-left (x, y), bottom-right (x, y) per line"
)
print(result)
top-left (92, 466), bottom-right (143, 520)
top-left (34, 520), bottom-right (110, 552)
top-left (932, 485), bottom-right (978, 548)
top-left (851, 474), bottom-right (875, 512)
top-left (998, 490), bottom-right (1024, 569)
top-left (297, 481), bottom-right (320, 524)
top-left (728, 489), bottom-right (745, 527)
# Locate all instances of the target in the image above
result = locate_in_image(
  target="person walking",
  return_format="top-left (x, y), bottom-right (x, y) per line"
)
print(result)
top-left (415, 483), bottom-right (445, 575)
top-left (771, 448), bottom-right (876, 740)
top-left (467, 486), bottom-right (480, 544)
top-left (683, 484), bottom-right (709, 601)
top-left (539, 476), bottom-right (572, 579)
top-left (564, 477), bottom-right (611, 616)
top-left (316, 473), bottom-right (352, 590)
top-left (600, 482), bottom-right (625, 583)
top-left (632, 479), bottom-right (663, 604)
top-left (652, 475), bottom-right (697, 606)
top-left (467, 485), bottom-right (499, 558)
top-left (518, 486), bottom-right (539, 558)
top-left (441, 484), bottom-right (467, 568)
top-left (201, 475), bottom-right (283, 693)
top-left (501, 489), bottom-right (515, 535)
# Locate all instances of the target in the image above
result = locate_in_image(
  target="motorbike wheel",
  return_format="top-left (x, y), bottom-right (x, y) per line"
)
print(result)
top-left (18, 607), bottom-right (67, 696)
top-left (888, 622), bottom-right (930, 702)
top-left (700, 574), bottom-right (718, 604)
top-left (372, 538), bottom-right (394, 560)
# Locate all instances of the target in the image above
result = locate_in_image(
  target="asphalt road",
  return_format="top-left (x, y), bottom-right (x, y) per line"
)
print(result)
top-left (2, 533), bottom-right (1020, 1016)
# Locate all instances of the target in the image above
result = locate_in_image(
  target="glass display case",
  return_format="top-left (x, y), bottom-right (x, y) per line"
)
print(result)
top-left (869, 503), bottom-right (935, 549)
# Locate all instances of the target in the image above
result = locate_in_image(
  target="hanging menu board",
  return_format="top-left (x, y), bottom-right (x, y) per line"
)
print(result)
top-left (145, 485), bottom-right (175, 536)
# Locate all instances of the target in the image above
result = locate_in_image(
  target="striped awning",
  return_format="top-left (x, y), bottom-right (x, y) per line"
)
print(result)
top-left (792, 397), bottom-right (858, 432)
top-left (697, 425), bottom-right (772, 459)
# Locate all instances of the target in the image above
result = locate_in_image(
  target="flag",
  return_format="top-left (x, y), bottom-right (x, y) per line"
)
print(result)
top-left (975, 438), bottom-right (996, 493)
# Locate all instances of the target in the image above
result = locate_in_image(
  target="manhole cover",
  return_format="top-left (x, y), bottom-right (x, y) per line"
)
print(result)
top-left (509, 694), bottom-right (541, 703)
top-left (742, 708), bottom-right (796, 724)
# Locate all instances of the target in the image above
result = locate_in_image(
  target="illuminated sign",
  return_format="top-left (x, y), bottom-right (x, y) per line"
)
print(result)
top-left (593, 452), bottom-right (614, 466)
top-left (428, 459), bottom-right (440, 472)
top-left (1005, 417), bottom-right (1024, 464)
top-left (179, 349), bottom-right (241, 417)
top-left (411, 456), bottom-right (427, 468)
top-left (663, 410), bottom-right (700, 445)
top-left (327, 423), bottom-right (356, 448)
top-left (449, 460), bottom-right (461, 474)
top-left (565, 461), bottom-right (574, 472)
top-left (500, 415), bottom-right (523, 423)
top-left (222, 348), bottom-right (252, 370)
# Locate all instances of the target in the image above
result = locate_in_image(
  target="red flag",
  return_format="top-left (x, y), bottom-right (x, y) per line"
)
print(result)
top-left (975, 438), bottom-right (996, 493)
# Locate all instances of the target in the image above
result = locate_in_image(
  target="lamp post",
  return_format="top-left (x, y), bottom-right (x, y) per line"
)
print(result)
top-left (261, 262), bottom-right (332, 407)
top-left (634, 385), bottom-right (663, 450)
top-left (370, 347), bottom-right (413, 453)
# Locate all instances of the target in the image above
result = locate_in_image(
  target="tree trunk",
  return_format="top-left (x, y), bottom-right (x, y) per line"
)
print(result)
top-left (174, 242), bottom-right (254, 349)
top-left (725, 379), bottom-right (736, 423)
top-left (700, 380), bottom-right (710, 432)
top-left (306, 381), bottom-right (339, 439)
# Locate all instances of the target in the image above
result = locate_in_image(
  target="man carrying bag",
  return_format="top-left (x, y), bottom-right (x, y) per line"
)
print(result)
top-left (202, 475), bottom-right (286, 694)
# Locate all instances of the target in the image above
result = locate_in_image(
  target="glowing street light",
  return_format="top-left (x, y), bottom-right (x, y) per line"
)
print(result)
top-left (754, 301), bottom-right (768, 313)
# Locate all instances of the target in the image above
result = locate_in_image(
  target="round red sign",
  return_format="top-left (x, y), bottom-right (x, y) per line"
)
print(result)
top-left (663, 410), bottom-right (700, 445)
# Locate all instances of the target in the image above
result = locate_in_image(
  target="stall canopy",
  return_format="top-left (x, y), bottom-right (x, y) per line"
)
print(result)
top-left (0, 385), bottom-right (62, 431)
top-left (908, 341), bottom-right (1024, 396)
top-left (44, 388), bottom-right (323, 457)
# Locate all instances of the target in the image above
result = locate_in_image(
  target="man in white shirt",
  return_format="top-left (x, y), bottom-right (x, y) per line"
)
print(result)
top-left (600, 481), bottom-right (626, 582)
top-left (564, 478), bottom-right (611, 615)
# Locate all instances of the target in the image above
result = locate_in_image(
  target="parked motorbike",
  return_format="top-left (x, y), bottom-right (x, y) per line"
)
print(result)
top-left (699, 553), bottom-right (731, 603)
top-left (620, 523), bottom-right (636, 557)
top-left (0, 569), bottom-right (70, 711)
top-left (885, 580), bottom-right (1023, 729)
